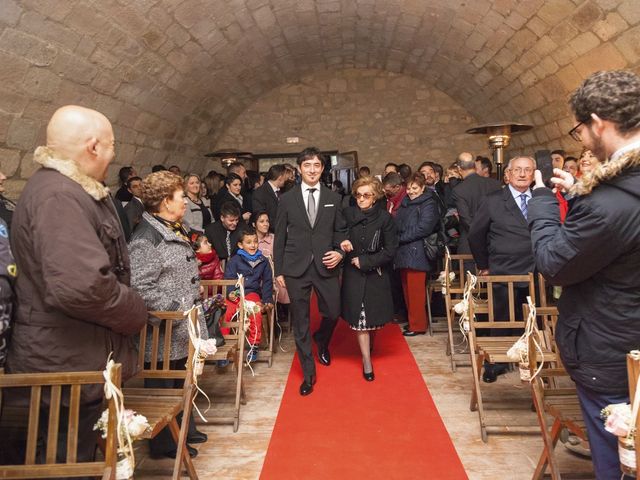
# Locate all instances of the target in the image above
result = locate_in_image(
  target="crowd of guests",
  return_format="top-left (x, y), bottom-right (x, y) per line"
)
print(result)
top-left (0, 70), bottom-right (638, 480)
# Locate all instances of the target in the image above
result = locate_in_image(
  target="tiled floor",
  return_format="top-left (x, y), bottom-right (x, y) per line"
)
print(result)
top-left (135, 323), bottom-right (595, 479)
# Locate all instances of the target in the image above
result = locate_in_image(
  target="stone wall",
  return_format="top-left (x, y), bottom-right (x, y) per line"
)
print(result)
top-left (1, 0), bottom-right (640, 198)
top-left (215, 69), bottom-right (487, 172)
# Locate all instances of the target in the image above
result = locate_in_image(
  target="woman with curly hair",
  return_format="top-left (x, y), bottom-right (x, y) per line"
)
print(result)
top-left (128, 170), bottom-right (208, 459)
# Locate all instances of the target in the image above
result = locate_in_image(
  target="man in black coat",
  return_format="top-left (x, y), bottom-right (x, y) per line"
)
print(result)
top-left (252, 164), bottom-right (287, 230)
top-left (205, 202), bottom-right (246, 260)
top-left (123, 176), bottom-right (144, 238)
top-left (529, 70), bottom-right (640, 480)
top-left (274, 147), bottom-right (347, 396)
top-left (468, 156), bottom-right (536, 382)
top-left (452, 152), bottom-right (501, 254)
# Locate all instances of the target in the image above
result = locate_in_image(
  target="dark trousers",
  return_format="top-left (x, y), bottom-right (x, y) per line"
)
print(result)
top-left (575, 384), bottom-right (631, 480)
top-left (144, 358), bottom-right (197, 456)
top-left (389, 267), bottom-right (407, 318)
top-left (286, 262), bottom-right (340, 381)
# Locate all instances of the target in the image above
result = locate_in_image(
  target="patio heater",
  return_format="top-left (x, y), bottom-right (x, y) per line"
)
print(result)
top-left (465, 122), bottom-right (533, 180)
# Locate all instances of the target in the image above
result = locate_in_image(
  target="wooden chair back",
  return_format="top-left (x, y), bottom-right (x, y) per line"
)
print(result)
top-left (135, 311), bottom-right (196, 384)
top-left (200, 279), bottom-right (246, 351)
top-left (526, 304), bottom-right (587, 480)
top-left (443, 253), bottom-right (475, 296)
top-left (537, 273), bottom-right (549, 308)
top-left (123, 311), bottom-right (199, 479)
top-left (443, 254), bottom-right (475, 371)
top-left (198, 278), bottom-right (247, 431)
top-left (627, 351), bottom-right (640, 474)
top-left (0, 364), bottom-right (121, 479)
top-left (469, 273), bottom-right (536, 331)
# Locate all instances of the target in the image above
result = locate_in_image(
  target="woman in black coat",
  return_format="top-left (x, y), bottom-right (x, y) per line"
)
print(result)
top-left (340, 177), bottom-right (398, 381)
top-left (394, 172), bottom-right (439, 336)
top-left (212, 172), bottom-right (252, 222)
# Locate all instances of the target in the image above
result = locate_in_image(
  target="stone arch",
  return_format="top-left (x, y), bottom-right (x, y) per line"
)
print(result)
top-left (0, 0), bottom-right (638, 195)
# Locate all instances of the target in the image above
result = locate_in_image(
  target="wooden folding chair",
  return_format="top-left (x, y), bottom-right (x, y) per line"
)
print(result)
top-left (528, 304), bottom-right (589, 480)
top-left (200, 278), bottom-right (247, 432)
top-left (443, 253), bottom-right (475, 371)
top-left (0, 364), bottom-right (120, 479)
top-left (467, 273), bottom-right (541, 441)
top-left (628, 351), bottom-right (640, 475)
top-left (122, 311), bottom-right (198, 480)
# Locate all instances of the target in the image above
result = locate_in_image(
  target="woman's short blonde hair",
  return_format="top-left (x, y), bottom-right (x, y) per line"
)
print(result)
top-left (141, 171), bottom-right (184, 213)
top-left (351, 176), bottom-right (384, 200)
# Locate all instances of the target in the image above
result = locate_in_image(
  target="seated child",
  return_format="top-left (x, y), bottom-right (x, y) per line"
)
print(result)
top-left (194, 234), bottom-right (223, 281)
top-left (223, 227), bottom-right (273, 362)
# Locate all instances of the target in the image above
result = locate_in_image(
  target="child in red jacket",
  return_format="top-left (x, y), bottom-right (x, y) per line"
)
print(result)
top-left (194, 234), bottom-right (223, 281)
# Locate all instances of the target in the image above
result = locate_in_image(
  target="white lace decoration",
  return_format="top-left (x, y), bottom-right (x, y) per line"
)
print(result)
top-left (506, 296), bottom-right (545, 382)
top-left (185, 305), bottom-right (212, 422)
top-left (102, 355), bottom-right (135, 480)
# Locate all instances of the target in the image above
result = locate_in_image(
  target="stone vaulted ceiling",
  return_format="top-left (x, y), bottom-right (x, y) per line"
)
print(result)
top-left (0, 0), bottom-right (639, 191)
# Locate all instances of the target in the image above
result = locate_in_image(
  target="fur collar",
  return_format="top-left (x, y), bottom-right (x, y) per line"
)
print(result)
top-left (572, 148), bottom-right (640, 196)
top-left (34, 146), bottom-right (110, 201)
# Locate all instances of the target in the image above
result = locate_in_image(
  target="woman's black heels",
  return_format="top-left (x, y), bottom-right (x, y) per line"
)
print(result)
top-left (363, 366), bottom-right (375, 382)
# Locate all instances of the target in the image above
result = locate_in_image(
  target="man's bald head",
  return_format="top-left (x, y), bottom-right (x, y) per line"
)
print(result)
top-left (46, 105), bottom-right (115, 182)
top-left (457, 151), bottom-right (475, 171)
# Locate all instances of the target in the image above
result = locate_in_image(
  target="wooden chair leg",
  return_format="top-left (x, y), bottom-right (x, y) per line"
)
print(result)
top-left (533, 418), bottom-right (563, 480)
top-left (469, 350), bottom-right (488, 442)
top-left (168, 418), bottom-right (198, 480)
top-left (426, 281), bottom-right (433, 337)
top-left (469, 353), bottom-right (482, 412)
top-left (268, 308), bottom-right (275, 367)
top-left (446, 307), bottom-right (457, 372)
top-left (233, 350), bottom-right (245, 432)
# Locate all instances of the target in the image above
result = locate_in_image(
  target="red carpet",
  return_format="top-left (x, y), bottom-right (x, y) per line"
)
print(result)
top-left (260, 308), bottom-right (468, 479)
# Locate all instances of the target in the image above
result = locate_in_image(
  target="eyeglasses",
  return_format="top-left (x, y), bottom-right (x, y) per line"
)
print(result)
top-left (511, 167), bottom-right (534, 175)
top-left (355, 193), bottom-right (374, 199)
top-left (568, 122), bottom-right (584, 142)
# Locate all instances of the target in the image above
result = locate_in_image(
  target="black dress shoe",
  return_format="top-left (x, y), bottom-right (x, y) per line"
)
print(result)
top-left (402, 324), bottom-right (410, 331)
top-left (403, 330), bottom-right (426, 337)
top-left (300, 379), bottom-right (314, 396)
top-left (318, 347), bottom-right (331, 366)
top-left (363, 367), bottom-right (375, 382)
top-left (187, 430), bottom-right (208, 444)
top-left (313, 334), bottom-right (331, 366)
top-left (482, 363), bottom-right (509, 383)
top-left (164, 445), bottom-right (198, 459)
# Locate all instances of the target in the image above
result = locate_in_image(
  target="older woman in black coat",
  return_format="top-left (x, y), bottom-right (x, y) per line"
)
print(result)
top-left (394, 172), bottom-right (439, 336)
top-left (340, 177), bottom-right (398, 381)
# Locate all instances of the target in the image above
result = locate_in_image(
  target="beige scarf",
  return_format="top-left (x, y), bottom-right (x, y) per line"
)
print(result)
top-left (33, 146), bottom-right (110, 201)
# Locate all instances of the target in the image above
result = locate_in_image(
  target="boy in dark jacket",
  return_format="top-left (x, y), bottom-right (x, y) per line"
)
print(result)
top-left (224, 227), bottom-right (273, 362)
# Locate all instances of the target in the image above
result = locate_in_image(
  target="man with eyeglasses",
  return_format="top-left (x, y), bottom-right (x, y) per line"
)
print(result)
top-left (468, 156), bottom-right (537, 382)
top-left (528, 70), bottom-right (640, 480)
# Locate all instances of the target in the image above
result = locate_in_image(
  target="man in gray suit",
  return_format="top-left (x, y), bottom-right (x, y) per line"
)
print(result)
top-left (274, 147), bottom-right (347, 396)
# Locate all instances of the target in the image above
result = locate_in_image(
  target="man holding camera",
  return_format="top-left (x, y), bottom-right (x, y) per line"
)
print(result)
top-left (529, 70), bottom-right (640, 479)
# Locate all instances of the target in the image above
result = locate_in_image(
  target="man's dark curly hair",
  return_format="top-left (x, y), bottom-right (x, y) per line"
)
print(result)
top-left (570, 70), bottom-right (640, 134)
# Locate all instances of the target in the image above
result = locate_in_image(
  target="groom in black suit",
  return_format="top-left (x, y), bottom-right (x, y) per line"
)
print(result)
top-left (274, 147), bottom-right (347, 396)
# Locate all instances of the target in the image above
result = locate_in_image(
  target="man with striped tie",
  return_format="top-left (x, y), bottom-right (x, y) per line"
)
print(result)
top-left (468, 156), bottom-right (536, 382)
